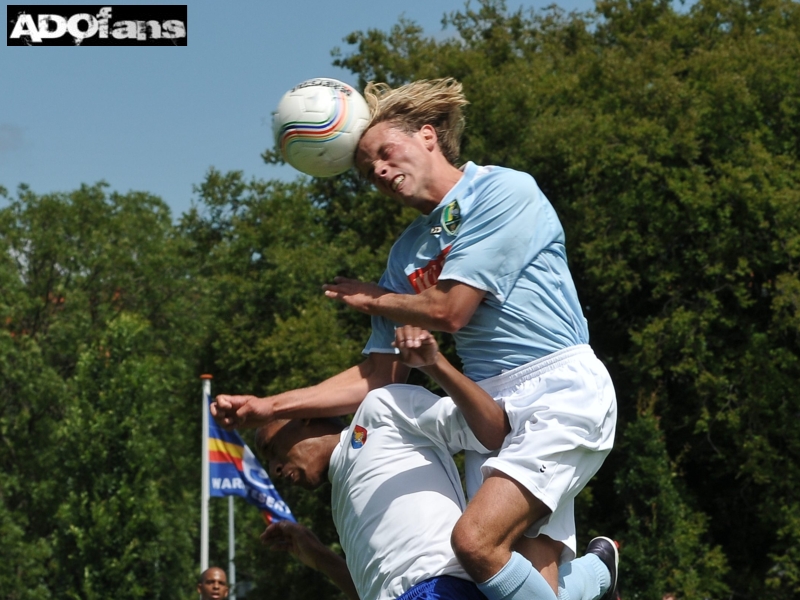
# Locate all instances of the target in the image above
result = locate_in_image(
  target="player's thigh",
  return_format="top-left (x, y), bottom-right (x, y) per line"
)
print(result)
top-left (456, 470), bottom-right (551, 551)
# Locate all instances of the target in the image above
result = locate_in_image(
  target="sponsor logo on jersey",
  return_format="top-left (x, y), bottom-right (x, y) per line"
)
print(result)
top-left (408, 246), bottom-right (451, 293)
top-left (441, 200), bottom-right (461, 235)
top-left (351, 425), bottom-right (368, 449)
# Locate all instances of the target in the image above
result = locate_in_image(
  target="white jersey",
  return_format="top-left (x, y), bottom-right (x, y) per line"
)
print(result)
top-left (364, 162), bottom-right (589, 381)
top-left (328, 385), bottom-right (489, 600)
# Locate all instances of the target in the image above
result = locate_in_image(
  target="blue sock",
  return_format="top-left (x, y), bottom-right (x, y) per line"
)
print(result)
top-left (557, 554), bottom-right (611, 600)
top-left (477, 552), bottom-right (558, 600)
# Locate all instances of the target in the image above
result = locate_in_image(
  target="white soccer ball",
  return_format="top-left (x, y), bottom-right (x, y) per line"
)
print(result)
top-left (272, 78), bottom-right (371, 178)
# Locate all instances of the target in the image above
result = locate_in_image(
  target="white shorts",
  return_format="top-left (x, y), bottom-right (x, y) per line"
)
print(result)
top-left (465, 344), bottom-right (617, 562)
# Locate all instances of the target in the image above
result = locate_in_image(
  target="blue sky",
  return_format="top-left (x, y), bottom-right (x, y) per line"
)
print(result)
top-left (1, 0), bottom-right (598, 218)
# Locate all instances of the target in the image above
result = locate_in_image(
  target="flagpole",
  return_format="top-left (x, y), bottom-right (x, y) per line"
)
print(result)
top-left (200, 374), bottom-right (213, 574)
top-left (229, 496), bottom-right (237, 600)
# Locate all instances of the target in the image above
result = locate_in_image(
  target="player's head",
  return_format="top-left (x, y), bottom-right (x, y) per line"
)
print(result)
top-left (256, 418), bottom-right (343, 490)
top-left (356, 79), bottom-right (468, 211)
top-left (362, 78), bottom-right (468, 165)
top-left (197, 566), bottom-right (229, 600)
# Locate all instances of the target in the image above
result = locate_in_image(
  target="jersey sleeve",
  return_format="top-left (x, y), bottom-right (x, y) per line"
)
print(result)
top-left (440, 169), bottom-right (564, 303)
top-left (362, 314), bottom-right (399, 355)
top-left (361, 268), bottom-right (407, 355)
top-left (376, 385), bottom-right (490, 455)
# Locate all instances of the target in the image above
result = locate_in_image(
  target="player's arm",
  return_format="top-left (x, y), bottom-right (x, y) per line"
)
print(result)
top-left (212, 352), bottom-right (409, 429)
top-left (395, 325), bottom-right (509, 450)
top-left (323, 277), bottom-right (486, 333)
top-left (262, 521), bottom-right (359, 600)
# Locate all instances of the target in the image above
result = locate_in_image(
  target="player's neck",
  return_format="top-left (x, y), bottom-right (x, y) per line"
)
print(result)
top-left (418, 161), bottom-right (464, 214)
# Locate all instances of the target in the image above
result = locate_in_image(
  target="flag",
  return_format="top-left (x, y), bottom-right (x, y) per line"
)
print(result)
top-left (207, 398), bottom-right (295, 523)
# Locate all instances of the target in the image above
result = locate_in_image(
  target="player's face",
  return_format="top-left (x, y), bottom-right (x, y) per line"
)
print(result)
top-left (258, 421), bottom-right (328, 490)
top-left (355, 121), bottom-right (440, 214)
top-left (197, 568), bottom-right (229, 600)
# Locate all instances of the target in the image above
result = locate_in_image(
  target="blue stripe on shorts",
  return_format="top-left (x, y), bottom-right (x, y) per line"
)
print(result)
top-left (395, 576), bottom-right (487, 600)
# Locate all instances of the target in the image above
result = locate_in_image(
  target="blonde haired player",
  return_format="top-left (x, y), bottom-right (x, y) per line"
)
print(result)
top-left (213, 78), bottom-right (619, 600)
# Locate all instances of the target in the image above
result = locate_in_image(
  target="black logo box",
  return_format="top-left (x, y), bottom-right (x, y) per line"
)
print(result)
top-left (7, 5), bottom-right (187, 46)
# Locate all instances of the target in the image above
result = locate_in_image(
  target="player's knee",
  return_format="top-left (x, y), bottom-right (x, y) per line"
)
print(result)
top-left (451, 517), bottom-right (489, 575)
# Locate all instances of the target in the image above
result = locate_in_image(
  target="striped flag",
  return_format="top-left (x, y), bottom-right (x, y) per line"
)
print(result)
top-left (207, 399), bottom-right (295, 523)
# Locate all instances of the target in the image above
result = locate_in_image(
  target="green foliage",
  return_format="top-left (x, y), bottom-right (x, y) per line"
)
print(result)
top-left (0, 185), bottom-right (203, 599)
top-left (614, 400), bottom-right (729, 599)
top-left (0, 478), bottom-right (53, 600)
top-left (52, 314), bottom-right (198, 599)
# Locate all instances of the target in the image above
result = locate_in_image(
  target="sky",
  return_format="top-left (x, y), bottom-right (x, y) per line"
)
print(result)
top-left (1, 0), bottom-right (599, 219)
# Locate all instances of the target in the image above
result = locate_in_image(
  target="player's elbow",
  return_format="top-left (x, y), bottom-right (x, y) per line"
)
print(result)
top-left (481, 433), bottom-right (505, 452)
top-left (480, 416), bottom-right (511, 451)
top-left (430, 307), bottom-right (471, 333)
top-left (421, 281), bottom-right (484, 333)
top-left (436, 320), bottom-right (461, 334)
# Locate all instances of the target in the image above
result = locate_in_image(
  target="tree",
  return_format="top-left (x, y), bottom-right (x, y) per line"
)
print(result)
top-left (52, 314), bottom-right (198, 599)
top-left (0, 184), bottom-right (204, 598)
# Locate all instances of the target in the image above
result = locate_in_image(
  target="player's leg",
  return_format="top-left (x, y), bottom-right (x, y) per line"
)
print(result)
top-left (455, 482), bottom-right (617, 600)
top-left (459, 348), bottom-right (618, 600)
top-left (452, 471), bottom-right (559, 600)
top-left (543, 536), bottom-right (618, 600)
top-left (515, 518), bottom-right (619, 600)
top-left (515, 534), bottom-right (563, 592)
top-left (464, 450), bottom-right (607, 599)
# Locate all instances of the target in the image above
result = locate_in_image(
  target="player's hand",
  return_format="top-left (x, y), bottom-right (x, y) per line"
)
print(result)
top-left (393, 325), bottom-right (439, 368)
top-left (211, 394), bottom-right (274, 430)
top-left (322, 277), bottom-right (389, 314)
top-left (261, 521), bottom-right (327, 571)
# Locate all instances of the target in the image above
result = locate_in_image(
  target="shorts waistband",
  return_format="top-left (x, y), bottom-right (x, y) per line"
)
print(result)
top-left (396, 576), bottom-right (484, 600)
top-left (477, 345), bottom-right (594, 398)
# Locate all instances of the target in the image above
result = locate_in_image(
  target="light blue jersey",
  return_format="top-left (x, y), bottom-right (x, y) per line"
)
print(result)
top-left (363, 162), bottom-right (589, 381)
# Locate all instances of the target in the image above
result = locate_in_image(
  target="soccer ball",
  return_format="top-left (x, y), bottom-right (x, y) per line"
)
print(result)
top-left (272, 78), bottom-right (371, 178)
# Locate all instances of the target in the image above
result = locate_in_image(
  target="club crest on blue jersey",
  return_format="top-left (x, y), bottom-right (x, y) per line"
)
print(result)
top-left (441, 200), bottom-right (461, 235)
top-left (351, 425), bottom-right (368, 449)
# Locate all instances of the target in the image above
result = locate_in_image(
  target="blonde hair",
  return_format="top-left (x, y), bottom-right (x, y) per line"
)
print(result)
top-left (363, 78), bottom-right (468, 165)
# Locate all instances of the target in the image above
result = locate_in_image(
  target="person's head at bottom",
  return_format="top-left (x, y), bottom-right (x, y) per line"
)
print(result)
top-left (256, 418), bottom-right (343, 489)
top-left (197, 566), bottom-right (229, 600)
